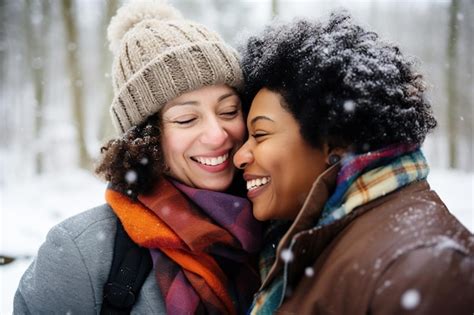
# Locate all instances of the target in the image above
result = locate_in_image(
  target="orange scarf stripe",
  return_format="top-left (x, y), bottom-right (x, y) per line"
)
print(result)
top-left (163, 248), bottom-right (235, 315)
top-left (105, 187), bottom-right (237, 314)
top-left (105, 189), bottom-right (183, 248)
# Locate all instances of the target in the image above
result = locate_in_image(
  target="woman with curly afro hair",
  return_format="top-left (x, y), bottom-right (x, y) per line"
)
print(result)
top-left (15, 1), bottom-right (262, 314)
top-left (233, 12), bottom-right (473, 315)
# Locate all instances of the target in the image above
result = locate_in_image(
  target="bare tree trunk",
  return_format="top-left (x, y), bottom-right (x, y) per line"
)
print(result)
top-left (24, 0), bottom-right (49, 174)
top-left (455, 0), bottom-right (473, 171)
top-left (463, 1), bottom-right (474, 171)
top-left (99, 0), bottom-right (118, 142)
top-left (446, 0), bottom-right (460, 169)
top-left (271, 0), bottom-right (278, 18)
top-left (62, 0), bottom-right (90, 170)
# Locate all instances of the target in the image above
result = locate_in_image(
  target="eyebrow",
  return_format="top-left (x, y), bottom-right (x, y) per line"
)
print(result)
top-left (218, 92), bottom-right (238, 102)
top-left (170, 92), bottom-right (238, 107)
top-left (250, 115), bottom-right (275, 126)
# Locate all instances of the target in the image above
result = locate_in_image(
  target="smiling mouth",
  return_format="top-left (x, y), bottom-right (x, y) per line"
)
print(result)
top-left (246, 177), bottom-right (271, 191)
top-left (191, 153), bottom-right (229, 166)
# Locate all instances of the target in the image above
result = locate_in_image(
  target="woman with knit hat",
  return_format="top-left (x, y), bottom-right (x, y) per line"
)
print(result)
top-left (14, 1), bottom-right (261, 314)
top-left (233, 12), bottom-right (474, 314)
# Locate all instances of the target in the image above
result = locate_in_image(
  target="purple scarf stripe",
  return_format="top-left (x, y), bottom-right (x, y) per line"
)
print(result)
top-left (172, 180), bottom-right (262, 253)
top-left (166, 271), bottom-right (200, 314)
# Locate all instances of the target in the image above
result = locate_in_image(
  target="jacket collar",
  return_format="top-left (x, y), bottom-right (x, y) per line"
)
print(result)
top-left (260, 163), bottom-right (340, 289)
top-left (259, 161), bottom-right (432, 290)
top-left (285, 180), bottom-right (432, 289)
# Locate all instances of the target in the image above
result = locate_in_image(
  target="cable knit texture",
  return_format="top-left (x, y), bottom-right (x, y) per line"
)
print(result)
top-left (108, 0), bottom-right (243, 134)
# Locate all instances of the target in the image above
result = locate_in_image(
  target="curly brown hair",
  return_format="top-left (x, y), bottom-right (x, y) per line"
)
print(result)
top-left (95, 113), bottom-right (165, 198)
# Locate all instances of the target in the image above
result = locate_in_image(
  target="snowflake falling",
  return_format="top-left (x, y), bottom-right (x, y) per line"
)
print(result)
top-left (305, 267), bottom-right (314, 277)
top-left (125, 170), bottom-right (137, 183)
top-left (280, 248), bottom-right (294, 263)
top-left (401, 289), bottom-right (421, 310)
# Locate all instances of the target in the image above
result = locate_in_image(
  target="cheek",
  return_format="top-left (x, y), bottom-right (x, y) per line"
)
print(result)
top-left (161, 130), bottom-right (188, 165)
top-left (270, 146), bottom-right (305, 216)
top-left (227, 118), bottom-right (246, 142)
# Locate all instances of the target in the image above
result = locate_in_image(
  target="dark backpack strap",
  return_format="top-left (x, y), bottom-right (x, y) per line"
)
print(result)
top-left (101, 218), bottom-right (153, 315)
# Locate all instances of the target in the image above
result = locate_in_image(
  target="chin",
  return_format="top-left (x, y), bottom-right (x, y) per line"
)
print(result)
top-left (200, 179), bottom-right (232, 192)
top-left (253, 207), bottom-right (270, 221)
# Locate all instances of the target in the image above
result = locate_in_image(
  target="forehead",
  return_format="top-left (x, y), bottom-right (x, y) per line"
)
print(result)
top-left (248, 89), bottom-right (290, 122)
top-left (163, 84), bottom-right (237, 111)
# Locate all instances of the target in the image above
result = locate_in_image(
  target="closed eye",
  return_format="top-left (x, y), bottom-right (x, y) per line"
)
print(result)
top-left (174, 118), bottom-right (196, 125)
top-left (220, 110), bottom-right (239, 118)
top-left (252, 132), bottom-right (267, 139)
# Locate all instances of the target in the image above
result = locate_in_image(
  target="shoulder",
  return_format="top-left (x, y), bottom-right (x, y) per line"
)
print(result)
top-left (369, 239), bottom-right (474, 314)
top-left (330, 181), bottom-right (474, 313)
top-left (15, 204), bottom-right (118, 314)
top-left (54, 203), bottom-right (117, 239)
top-left (342, 180), bottom-right (472, 255)
top-left (281, 181), bottom-right (474, 314)
top-left (334, 180), bottom-right (473, 280)
top-left (42, 204), bottom-right (118, 262)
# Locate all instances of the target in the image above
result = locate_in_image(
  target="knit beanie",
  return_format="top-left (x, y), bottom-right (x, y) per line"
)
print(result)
top-left (107, 0), bottom-right (244, 134)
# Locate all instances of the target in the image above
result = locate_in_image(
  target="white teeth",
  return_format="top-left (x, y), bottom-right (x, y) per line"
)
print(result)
top-left (246, 177), bottom-right (271, 191)
top-left (195, 153), bottom-right (229, 166)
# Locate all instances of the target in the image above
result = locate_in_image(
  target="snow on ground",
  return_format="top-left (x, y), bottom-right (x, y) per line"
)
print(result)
top-left (1, 168), bottom-right (473, 313)
top-left (427, 169), bottom-right (474, 231)
top-left (1, 169), bottom-right (105, 313)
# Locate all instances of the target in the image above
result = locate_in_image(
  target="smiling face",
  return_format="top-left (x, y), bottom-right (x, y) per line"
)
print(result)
top-left (233, 88), bottom-right (329, 221)
top-left (161, 84), bottom-right (245, 191)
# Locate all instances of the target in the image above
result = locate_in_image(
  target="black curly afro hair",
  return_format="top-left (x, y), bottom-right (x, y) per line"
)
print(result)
top-left (239, 12), bottom-right (437, 153)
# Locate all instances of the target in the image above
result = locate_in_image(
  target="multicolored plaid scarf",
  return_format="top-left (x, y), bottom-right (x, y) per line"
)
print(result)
top-left (249, 144), bottom-right (429, 314)
top-left (248, 221), bottom-right (290, 315)
top-left (105, 177), bottom-right (262, 315)
top-left (318, 143), bottom-right (429, 225)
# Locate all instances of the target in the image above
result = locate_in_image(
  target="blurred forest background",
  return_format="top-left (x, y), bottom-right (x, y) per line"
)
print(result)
top-left (0, 0), bottom-right (472, 185)
top-left (1, 1), bottom-right (472, 312)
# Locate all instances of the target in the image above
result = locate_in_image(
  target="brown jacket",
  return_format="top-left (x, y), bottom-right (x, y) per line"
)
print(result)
top-left (262, 165), bottom-right (474, 315)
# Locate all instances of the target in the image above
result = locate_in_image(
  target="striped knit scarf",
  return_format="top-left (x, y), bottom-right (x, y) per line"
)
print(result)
top-left (105, 177), bottom-right (262, 315)
top-left (249, 144), bottom-right (429, 314)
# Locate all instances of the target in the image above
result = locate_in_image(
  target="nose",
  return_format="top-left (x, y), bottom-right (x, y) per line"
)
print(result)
top-left (233, 140), bottom-right (253, 169)
top-left (200, 118), bottom-right (228, 147)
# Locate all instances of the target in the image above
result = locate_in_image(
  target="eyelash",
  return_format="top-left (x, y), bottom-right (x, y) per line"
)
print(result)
top-left (174, 118), bottom-right (196, 125)
top-left (173, 108), bottom-right (239, 125)
top-left (252, 132), bottom-right (267, 139)
top-left (220, 109), bottom-right (239, 117)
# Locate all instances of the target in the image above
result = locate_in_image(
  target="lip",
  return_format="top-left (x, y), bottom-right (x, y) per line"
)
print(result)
top-left (247, 181), bottom-right (270, 199)
top-left (190, 148), bottom-right (234, 173)
top-left (243, 173), bottom-right (270, 181)
top-left (192, 148), bottom-right (232, 158)
top-left (193, 157), bottom-right (231, 173)
top-left (244, 172), bottom-right (271, 199)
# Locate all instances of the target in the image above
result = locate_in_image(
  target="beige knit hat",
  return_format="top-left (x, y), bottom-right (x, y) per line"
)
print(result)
top-left (107, 0), bottom-right (244, 134)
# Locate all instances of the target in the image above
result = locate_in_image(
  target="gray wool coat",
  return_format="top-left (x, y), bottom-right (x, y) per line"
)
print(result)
top-left (14, 204), bottom-right (165, 314)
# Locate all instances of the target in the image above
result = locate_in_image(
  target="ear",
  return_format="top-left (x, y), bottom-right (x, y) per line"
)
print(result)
top-left (323, 144), bottom-right (347, 165)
